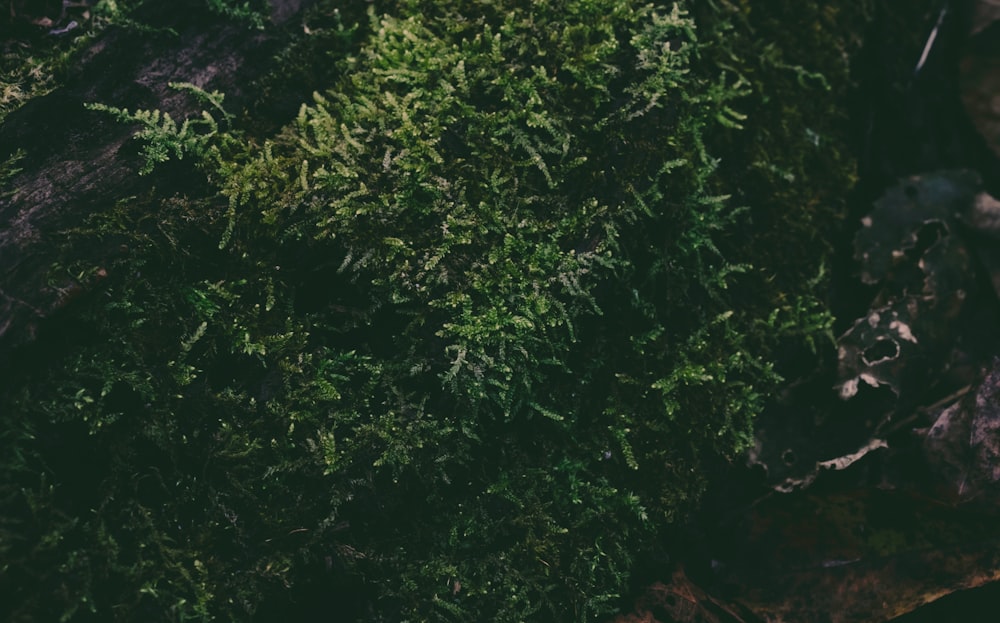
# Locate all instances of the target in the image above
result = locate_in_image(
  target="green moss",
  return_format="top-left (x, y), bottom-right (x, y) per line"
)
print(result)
top-left (0, 149), bottom-right (25, 197)
top-left (202, 0), bottom-right (270, 28)
top-left (87, 82), bottom-right (237, 175)
top-left (1, 1), bottom-right (880, 621)
top-left (0, 1), bottom-right (145, 124)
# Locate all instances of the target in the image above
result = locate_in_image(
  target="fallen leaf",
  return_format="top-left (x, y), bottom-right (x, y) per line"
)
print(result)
top-left (921, 357), bottom-right (1000, 505)
top-left (971, 361), bottom-right (1000, 480)
top-left (853, 171), bottom-right (978, 286)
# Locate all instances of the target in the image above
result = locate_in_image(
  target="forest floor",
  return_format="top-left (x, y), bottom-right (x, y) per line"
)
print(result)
top-left (616, 2), bottom-right (1000, 622)
top-left (4, 1), bottom-right (1000, 622)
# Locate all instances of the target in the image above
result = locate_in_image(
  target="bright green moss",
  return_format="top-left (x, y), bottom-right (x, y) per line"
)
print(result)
top-left (1, 1), bottom-right (884, 621)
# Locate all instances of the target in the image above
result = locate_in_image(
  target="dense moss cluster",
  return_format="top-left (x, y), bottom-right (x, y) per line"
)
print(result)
top-left (1, 1), bottom-right (871, 621)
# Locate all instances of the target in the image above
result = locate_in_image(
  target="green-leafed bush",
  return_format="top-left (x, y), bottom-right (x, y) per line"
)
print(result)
top-left (0, 1), bottom-right (878, 621)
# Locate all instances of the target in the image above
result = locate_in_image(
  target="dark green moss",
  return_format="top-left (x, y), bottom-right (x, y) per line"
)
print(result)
top-left (1, 1), bottom-right (888, 621)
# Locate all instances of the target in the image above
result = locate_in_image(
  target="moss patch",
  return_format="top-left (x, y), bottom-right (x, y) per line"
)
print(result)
top-left (1, 1), bottom-right (880, 621)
